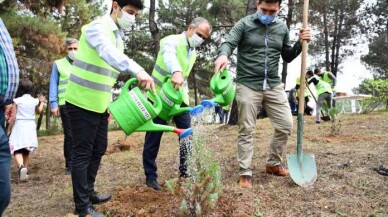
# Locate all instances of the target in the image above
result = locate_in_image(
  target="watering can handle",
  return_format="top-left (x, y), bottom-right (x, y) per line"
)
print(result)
top-left (121, 78), bottom-right (163, 112)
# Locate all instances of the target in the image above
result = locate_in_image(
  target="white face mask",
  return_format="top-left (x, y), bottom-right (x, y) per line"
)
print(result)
top-left (117, 7), bottom-right (136, 30)
top-left (189, 33), bottom-right (205, 47)
top-left (68, 50), bottom-right (77, 60)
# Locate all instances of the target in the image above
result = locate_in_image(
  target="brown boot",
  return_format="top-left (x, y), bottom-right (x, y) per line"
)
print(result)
top-left (266, 164), bottom-right (289, 176)
top-left (238, 175), bottom-right (252, 188)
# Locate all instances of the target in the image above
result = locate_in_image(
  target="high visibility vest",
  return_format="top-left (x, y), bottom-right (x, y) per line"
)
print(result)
top-left (295, 76), bottom-right (311, 97)
top-left (55, 58), bottom-right (72, 106)
top-left (65, 18), bottom-right (124, 113)
top-left (315, 76), bottom-right (332, 96)
top-left (322, 71), bottom-right (336, 91)
top-left (149, 34), bottom-right (196, 105)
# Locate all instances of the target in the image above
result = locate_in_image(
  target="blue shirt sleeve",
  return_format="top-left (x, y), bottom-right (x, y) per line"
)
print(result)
top-left (49, 62), bottom-right (59, 109)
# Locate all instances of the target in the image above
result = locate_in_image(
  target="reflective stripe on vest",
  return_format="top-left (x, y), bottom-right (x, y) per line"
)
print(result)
top-left (55, 58), bottom-right (72, 105)
top-left (148, 34), bottom-right (196, 105)
top-left (65, 18), bottom-right (124, 113)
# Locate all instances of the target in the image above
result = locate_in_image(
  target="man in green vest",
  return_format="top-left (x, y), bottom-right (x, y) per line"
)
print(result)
top-left (306, 70), bottom-right (333, 124)
top-left (64, 1), bottom-right (154, 216)
top-left (314, 68), bottom-right (337, 96)
top-left (49, 38), bottom-right (78, 175)
top-left (142, 17), bottom-right (212, 191)
top-left (295, 75), bottom-right (313, 115)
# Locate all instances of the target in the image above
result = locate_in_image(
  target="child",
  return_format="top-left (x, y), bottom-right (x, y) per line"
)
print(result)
top-left (9, 78), bottom-right (45, 181)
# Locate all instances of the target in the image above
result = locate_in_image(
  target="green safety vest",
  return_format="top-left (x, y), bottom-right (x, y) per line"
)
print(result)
top-left (295, 76), bottom-right (311, 97)
top-left (55, 58), bottom-right (72, 106)
top-left (315, 76), bottom-right (332, 96)
top-left (322, 71), bottom-right (336, 91)
top-left (65, 18), bottom-right (124, 113)
top-left (149, 34), bottom-right (196, 105)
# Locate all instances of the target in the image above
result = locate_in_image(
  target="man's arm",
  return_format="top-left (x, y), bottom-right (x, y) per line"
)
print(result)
top-left (327, 72), bottom-right (337, 86)
top-left (161, 37), bottom-right (185, 89)
top-left (49, 63), bottom-right (59, 110)
top-left (85, 22), bottom-right (144, 76)
top-left (281, 27), bottom-right (302, 63)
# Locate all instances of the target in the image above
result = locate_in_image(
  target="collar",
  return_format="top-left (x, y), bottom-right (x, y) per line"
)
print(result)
top-left (103, 15), bottom-right (123, 37)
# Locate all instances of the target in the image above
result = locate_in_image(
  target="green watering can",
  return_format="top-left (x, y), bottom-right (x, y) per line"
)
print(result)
top-left (158, 76), bottom-right (205, 121)
top-left (201, 69), bottom-right (235, 108)
top-left (109, 78), bottom-right (192, 138)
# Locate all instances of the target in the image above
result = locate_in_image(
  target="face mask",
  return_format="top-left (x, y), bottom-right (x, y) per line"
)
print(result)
top-left (117, 7), bottom-right (136, 30)
top-left (68, 50), bottom-right (77, 60)
top-left (258, 12), bottom-right (276, 25)
top-left (188, 33), bottom-right (204, 47)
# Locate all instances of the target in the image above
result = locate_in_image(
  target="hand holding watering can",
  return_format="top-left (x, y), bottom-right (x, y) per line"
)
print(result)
top-left (108, 78), bottom-right (192, 138)
top-left (201, 69), bottom-right (235, 108)
top-left (158, 76), bottom-right (205, 121)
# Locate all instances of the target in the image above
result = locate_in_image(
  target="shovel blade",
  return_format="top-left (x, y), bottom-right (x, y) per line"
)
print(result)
top-left (321, 116), bottom-right (331, 121)
top-left (287, 153), bottom-right (317, 187)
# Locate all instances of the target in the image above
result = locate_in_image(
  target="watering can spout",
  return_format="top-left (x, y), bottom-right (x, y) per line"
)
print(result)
top-left (135, 120), bottom-right (192, 138)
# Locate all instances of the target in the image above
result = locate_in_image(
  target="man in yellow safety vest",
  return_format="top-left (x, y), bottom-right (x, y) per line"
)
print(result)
top-left (64, 1), bottom-right (154, 216)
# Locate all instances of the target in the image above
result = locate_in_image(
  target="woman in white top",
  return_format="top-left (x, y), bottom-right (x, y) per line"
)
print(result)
top-left (9, 78), bottom-right (45, 182)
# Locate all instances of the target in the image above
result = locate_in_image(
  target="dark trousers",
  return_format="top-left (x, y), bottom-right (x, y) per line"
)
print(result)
top-left (60, 105), bottom-right (73, 170)
top-left (143, 112), bottom-right (191, 181)
top-left (0, 110), bottom-right (11, 216)
top-left (66, 103), bottom-right (108, 216)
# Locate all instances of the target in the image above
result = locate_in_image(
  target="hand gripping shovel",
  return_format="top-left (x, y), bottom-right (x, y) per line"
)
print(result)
top-left (286, 0), bottom-right (317, 187)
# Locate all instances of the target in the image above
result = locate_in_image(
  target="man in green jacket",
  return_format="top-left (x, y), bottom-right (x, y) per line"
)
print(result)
top-left (214, 0), bottom-right (312, 188)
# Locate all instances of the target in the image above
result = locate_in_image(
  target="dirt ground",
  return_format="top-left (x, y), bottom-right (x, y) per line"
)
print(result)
top-left (3, 111), bottom-right (388, 217)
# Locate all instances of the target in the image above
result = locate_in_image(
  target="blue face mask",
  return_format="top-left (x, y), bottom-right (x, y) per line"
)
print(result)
top-left (258, 12), bottom-right (276, 25)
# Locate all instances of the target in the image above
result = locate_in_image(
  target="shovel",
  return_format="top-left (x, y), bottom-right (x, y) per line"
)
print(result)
top-left (305, 83), bottom-right (331, 121)
top-left (287, 0), bottom-right (317, 187)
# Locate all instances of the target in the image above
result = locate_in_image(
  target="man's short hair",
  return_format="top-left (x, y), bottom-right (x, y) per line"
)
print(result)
top-left (257, 0), bottom-right (282, 5)
top-left (314, 68), bottom-right (321, 74)
top-left (306, 70), bottom-right (314, 77)
top-left (115, 0), bottom-right (144, 10)
top-left (191, 17), bottom-right (212, 33)
top-left (65, 38), bottom-right (78, 47)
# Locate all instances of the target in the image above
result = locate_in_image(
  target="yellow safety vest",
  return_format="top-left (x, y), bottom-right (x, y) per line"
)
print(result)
top-left (55, 57), bottom-right (72, 105)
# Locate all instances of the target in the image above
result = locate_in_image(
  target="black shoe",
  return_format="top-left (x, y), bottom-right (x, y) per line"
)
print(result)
top-left (146, 179), bottom-right (161, 191)
top-left (316, 121), bottom-right (321, 124)
top-left (89, 192), bottom-right (111, 205)
top-left (79, 206), bottom-right (106, 217)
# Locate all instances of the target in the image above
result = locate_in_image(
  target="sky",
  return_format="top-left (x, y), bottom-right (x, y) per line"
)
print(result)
top-left (104, 0), bottom-right (375, 94)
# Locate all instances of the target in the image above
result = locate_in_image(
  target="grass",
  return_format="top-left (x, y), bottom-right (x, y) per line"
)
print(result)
top-left (3, 111), bottom-right (388, 217)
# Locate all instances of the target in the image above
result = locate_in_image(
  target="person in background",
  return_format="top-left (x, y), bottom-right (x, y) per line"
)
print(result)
top-left (314, 68), bottom-right (337, 96)
top-left (306, 70), bottom-right (333, 124)
top-left (49, 38), bottom-right (78, 175)
top-left (288, 87), bottom-right (297, 115)
top-left (295, 75), bottom-right (313, 115)
top-left (0, 17), bottom-right (19, 216)
top-left (214, 103), bottom-right (224, 123)
top-left (142, 17), bottom-right (212, 191)
top-left (222, 104), bottom-right (230, 123)
top-left (214, 0), bottom-right (312, 188)
top-left (9, 78), bottom-right (45, 181)
top-left (64, 0), bottom-right (155, 216)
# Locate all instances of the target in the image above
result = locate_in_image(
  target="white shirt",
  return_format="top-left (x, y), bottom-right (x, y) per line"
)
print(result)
top-left (85, 16), bottom-right (144, 76)
top-left (161, 32), bottom-right (194, 75)
top-left (14, 94), bottom-right (39, 120)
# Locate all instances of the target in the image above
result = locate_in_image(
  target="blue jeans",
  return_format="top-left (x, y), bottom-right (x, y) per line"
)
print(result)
top-left (0, 110), bottom-right (11, 216)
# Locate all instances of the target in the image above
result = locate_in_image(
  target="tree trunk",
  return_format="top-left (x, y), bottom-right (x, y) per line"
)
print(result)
top-left (227, 99), bottom-right (238, 125)
top-left (149, 0), bottom-right (160, 56)
top-left (330, 9), bottom-right (338, 73)
top-left (36, 108), bottom-right (44, 131)
top-left (333, 0), bottom-right (344, 77)
top-left (281, 0), bottom-right (294, 86)
top-left (45, 102), bottom-right (50, 130)
top-left (323, 0), bottom-right (330, 71)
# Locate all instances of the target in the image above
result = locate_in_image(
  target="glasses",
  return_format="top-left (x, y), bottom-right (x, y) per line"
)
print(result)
top-left (196, 32), bottom-right (207, 40)
top-left (67, 47), bottom-right (78, 51)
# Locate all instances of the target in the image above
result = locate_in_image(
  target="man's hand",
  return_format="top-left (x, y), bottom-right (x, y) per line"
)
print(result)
top-left (214, 55), bottom-right (228, 74)
top-left (51, 108), bottom-right (60, 117)
top-left (136, 70), bottom-right (155, 93)
top-left (171, 71), bottom-right (184, 89)
top-left (4, 104), bottom-right (15, 123)
top-left (299, 27), bottom-right (312, 44)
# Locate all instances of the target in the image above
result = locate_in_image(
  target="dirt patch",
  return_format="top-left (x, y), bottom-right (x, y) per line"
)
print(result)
top-left (106, 137), bottom-right (139, 154)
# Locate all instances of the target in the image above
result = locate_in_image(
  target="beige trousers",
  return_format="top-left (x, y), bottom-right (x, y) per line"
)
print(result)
top-left (236, 83), bottom-right (293, 176)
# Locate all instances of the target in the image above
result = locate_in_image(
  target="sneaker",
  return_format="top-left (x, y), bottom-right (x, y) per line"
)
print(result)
top-left (146, 179), bottom-right (161, 191)
top-left (79, 206), bottom-right (106, 217)
top-left (238, 175), bottom-right (252, 188)
top-left (89, 191), bottom-right (111, 205)
top-left (266, 164), bottom-right (289, 176)
top-left (18, 166), bottom-right (28, 182)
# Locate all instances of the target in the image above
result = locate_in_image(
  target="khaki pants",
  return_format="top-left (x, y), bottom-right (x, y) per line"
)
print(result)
top-left (236, 83), bottom-right (293, 176)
